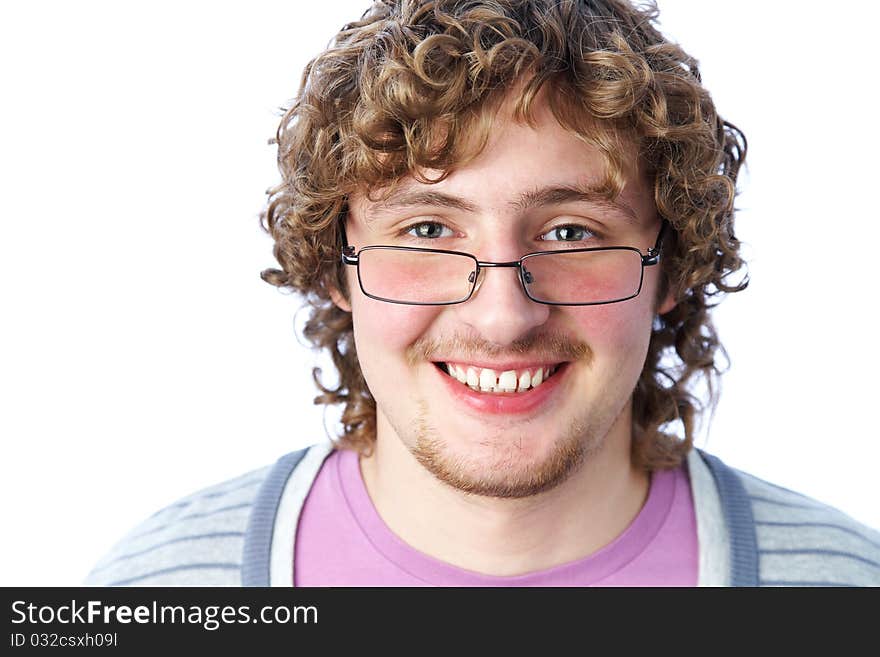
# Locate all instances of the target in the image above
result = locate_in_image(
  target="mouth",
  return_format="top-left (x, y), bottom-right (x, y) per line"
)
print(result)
top-left (432, 359), bottom-right (569, 416)
top-left (433, 361), bottom-right (564, 394)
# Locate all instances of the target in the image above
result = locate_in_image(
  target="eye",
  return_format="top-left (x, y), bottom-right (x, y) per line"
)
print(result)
top-left (405, 221), bottom-right (454, 239)
top-left (539, 224), bottom-right (596, 242)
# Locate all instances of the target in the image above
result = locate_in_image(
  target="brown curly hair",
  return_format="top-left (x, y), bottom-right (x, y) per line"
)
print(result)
top-left (260, 0), bottom-right (747, 470)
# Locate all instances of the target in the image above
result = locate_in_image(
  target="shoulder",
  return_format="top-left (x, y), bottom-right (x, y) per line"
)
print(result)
top-left (84, 462), bottom-right (275, 586)
top-left (695, 450), bottom-right (880, 586)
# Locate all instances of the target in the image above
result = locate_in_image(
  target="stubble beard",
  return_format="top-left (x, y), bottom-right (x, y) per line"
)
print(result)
top-left (395, 331), bottom-right (612, 499)
top-left (406, 399), bottom-right (608, 499)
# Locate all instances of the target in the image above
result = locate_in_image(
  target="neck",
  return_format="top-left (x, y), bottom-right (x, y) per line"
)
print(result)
top-left (358, 403), bottom-right (649, 576)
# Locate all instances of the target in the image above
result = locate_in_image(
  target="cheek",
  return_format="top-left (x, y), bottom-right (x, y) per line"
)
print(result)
top-left (566, 298), bottom-right (654, 362)
top-left (349, 294), bottom-right (440, 381)
top-left (346, 264), bottom-right (435, 350)
top-left (568, 262), bottom-right (661, 356)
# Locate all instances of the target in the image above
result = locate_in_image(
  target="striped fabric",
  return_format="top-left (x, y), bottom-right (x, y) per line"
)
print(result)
top-left (737, 470), bottom-right (880, 586)
top-left (84, 445), bottom-right (880, 586)
top-left (85, 466), bottom-right (269, 586)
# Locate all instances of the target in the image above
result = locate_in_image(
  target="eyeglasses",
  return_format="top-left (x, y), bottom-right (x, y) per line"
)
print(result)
top-left (340, 222), bottom-right (666, 306)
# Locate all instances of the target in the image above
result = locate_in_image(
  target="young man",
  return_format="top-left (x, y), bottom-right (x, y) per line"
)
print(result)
top-left (87, 0), bottom-right (880, 586)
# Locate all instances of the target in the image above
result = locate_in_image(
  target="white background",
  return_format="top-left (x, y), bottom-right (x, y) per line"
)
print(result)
top-left (2, 1), bottom-right (878, 586)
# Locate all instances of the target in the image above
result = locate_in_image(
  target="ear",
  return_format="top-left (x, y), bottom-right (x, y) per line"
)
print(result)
top-left (657, 289), bottom-right (677, 316)
top-left (329, 285), bottom-right (352, 313)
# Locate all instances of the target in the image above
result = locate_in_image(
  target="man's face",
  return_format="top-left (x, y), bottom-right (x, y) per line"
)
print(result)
top-left (339, 97), bottom-right (670, 499)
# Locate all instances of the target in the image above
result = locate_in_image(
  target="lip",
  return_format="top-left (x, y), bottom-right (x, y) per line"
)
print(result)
top-left (439, 359), bottom-right (560, 372)
top-left (434, 361), bottom-right (569, 416)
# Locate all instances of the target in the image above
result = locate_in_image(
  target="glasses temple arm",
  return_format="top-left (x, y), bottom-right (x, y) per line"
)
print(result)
top-left (642, 219), bottom-right (668, 266)
top-left (340, 219), bottom-right (358, 264)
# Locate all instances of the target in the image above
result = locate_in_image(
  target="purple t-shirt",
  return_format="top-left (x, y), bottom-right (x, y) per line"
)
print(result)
top-left (294, 448), bottom-right (697, 586)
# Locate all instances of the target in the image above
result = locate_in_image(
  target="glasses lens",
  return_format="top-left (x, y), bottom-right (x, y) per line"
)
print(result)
top-left (522, 248), bottom-right (643, 304)
top-left (357, 248), bottom-right (477, 304)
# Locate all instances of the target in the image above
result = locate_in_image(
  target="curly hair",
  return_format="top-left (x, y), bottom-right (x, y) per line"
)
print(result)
top-left (260, 0), bottom-right (747, 470)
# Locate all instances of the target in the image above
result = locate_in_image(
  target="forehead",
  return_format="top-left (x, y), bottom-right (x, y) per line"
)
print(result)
top-left (348, 96), bottom-right (652, 226)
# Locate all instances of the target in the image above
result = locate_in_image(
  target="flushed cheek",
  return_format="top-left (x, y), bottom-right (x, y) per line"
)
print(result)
top-left (350, 296), bottom-right (439, 387)
top-left (560, 303), bottom-right (654, 430)
top-left (567, 301), bottom-right (654, 368)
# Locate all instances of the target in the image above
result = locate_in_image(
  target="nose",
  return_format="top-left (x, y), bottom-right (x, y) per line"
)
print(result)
top-left (452, 261), bottom-right (551, 346)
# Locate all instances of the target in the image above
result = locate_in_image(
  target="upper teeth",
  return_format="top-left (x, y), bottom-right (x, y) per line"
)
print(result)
top-left (445, 363), bottom-right (557, 393)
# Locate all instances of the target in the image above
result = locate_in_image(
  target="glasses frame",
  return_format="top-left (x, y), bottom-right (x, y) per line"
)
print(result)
top-left (340, 220), bottom-right (667, 307)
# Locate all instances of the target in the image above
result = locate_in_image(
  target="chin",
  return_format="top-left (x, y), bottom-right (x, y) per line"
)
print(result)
top-left (409, 419), bottom-right (592, 499)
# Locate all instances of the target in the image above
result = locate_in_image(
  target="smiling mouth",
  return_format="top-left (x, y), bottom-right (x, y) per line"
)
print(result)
top-left (435, 362), bottom-right (563, 394)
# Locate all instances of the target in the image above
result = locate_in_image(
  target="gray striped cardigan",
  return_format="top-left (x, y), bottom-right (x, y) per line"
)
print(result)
top-left (85, 444), bottom-right (880, 586)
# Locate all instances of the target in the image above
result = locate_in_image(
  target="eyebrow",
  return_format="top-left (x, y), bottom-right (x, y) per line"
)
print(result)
top-left (366, 183), bottom-right (639, 223)
top-left (512, 185), bottom-right (639, 223)
top-left (368, 190), bottom-right (478, 219)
